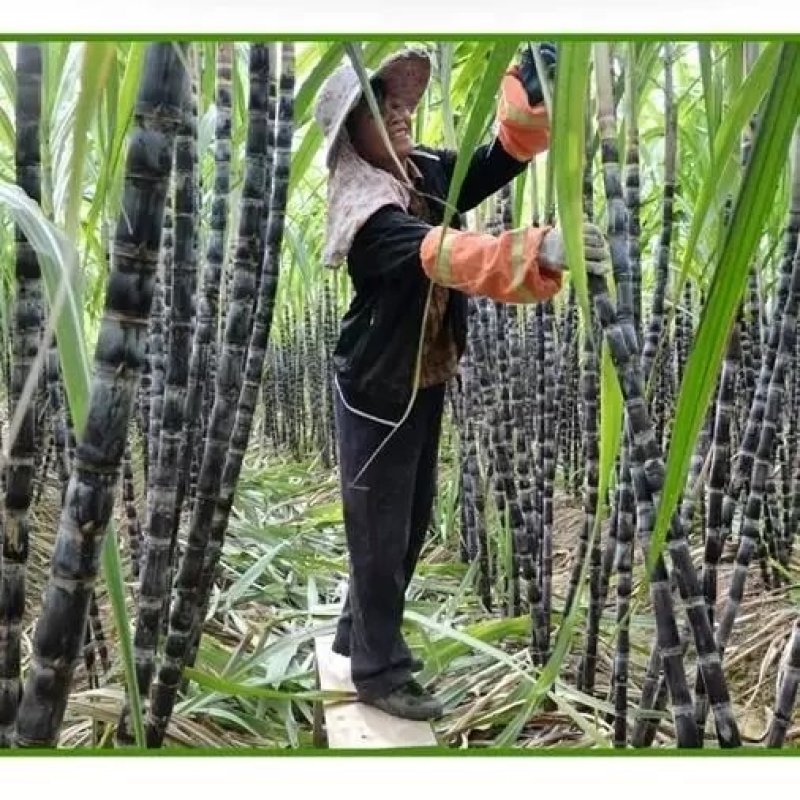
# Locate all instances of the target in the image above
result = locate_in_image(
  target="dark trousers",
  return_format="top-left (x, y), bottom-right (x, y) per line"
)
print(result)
top-left (332, 381), bottom-right (445, 699)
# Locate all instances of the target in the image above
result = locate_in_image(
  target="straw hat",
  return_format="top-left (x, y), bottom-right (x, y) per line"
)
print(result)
top-left (314, 48), bottom-right (431, 169)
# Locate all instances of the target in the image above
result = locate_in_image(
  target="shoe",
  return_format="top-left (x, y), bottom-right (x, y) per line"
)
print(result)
top-left (359, 679), bottom-right (443, 722)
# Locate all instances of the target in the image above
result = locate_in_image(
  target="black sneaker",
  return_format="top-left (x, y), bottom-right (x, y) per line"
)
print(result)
top-left (360, 679), bottom-right (443, 722)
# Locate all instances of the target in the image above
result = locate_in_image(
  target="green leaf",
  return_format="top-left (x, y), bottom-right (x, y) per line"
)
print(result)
top-left (494, 44), bottom-right (605, 748)
top-left (599, 340), bottom-right (623, 506)
top-left (552, 43), bottom-right (593, 327)
top-left (0, 43), bottom-right (15, 102)
top-left (294, 42), bottom-right (345, 124)
top-left (669, 42), bottom-right (780, 311)
top-left (184, 667), bottom-right (352, 703)
top-left (0, 180), bottom-right (88, 425)
top-left (288, 123), bottom-right (323, 194)
top-left (648, 43), bottom-right (800, 575)
top-left (698, 42), bottom-right (718, 160)
top-left (87, 43), bottom-right (145, 237)
top-left (512, 163), bottom-right (528, 228)
top-left (437, 42), bottom-right (457, 150)
top-left (442, 42), bottom-right (518, 229)
top-left (102, 524), bottom-right (146, 747)
top-left (0, 106), bottom-right (14, 151)
top-left (65, 43), bottom-right (116, 241)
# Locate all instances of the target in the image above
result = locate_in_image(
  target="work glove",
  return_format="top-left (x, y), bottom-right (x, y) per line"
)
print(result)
top-left (539, 223), bottom-right (610, 276)
top-left (517, 42), bottom-right (557, 107)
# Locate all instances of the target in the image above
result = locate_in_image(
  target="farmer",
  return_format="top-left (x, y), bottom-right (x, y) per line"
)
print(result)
top-left (313, 44), bottom-right (608, 721)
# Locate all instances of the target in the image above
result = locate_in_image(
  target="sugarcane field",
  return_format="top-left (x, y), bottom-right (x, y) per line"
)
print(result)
top-left (0, 37), bottom-right (798, 752)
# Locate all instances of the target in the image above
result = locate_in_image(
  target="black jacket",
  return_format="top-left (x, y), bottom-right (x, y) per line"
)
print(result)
top-left (333, 138), bottom-right (528, 422)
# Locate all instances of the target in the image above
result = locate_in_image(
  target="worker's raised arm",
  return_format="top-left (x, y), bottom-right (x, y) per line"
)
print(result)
top-left (434, 44), bottom-right (556, 214)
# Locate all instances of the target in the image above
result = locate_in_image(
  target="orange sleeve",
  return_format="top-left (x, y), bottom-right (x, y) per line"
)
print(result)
top-left (496, 68), bottom-right (550, 162)
top-left (419, 225), bottom-right (563, 304)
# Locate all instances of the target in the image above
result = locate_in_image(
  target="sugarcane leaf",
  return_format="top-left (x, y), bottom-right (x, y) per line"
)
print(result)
top-left (512, 162), bottom-right (528, 228)
top-left (294, 41), bottom-right (345, 124)
top-left (184, 667), bottom-right (352, 702)
top-left (288, 123), bottom-right (323, 194)
top-left (225, 540), bottom-right (296, 610)
top-left (635, 42), bottom-right (661, 100)
top-left (495, 517), bottom-right (597, 745)
top-left (199, 41), bottom-right (216, 109)
top-left (0, 180), bottom-right (87, 424)
top-left (0, 106), bottom-right (14, 151)
top-left (440, 41), bottom-right (518, 233)
top-left (648, 43), bottom-right (800, 576)
top-left (405, 609), bottom-right (541, 687)
top-left (671, 41), bottom-right (780, 304)
top-left (449, 42), bottom-right (492, 118)
top-left (101, 523), bottom-right (146, 747)
top-left (287, 40), bottom-right (402, 194)
top-left (0, 43), bottom-right (14, 102)
top-left (437, 42), bottom-right (457, 150)
top-left (599, 340), bottom-right (623, 505)
top-left (725, 40), bottom-right (744, 98)
top-left (50, 44), bottom-right (84, 223)
top-left (65, 42), bottom-right (116, 242)
top-left (87, 42), bottom-right (145, 236)
top-left (552, 43), bottom-right (593, 328)
top-left (698, 42), bottom-right (718, 160)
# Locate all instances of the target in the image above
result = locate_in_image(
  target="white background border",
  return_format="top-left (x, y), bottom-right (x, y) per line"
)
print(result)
top-left (3, 0), bottom-right (800, 33)
top-left (2, 5), bottom-right (797, 796)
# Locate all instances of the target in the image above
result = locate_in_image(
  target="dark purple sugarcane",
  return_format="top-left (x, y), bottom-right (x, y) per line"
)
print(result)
top-left (588, 265), bottom-right (741, 748)
top-left (15, 42), bottom-right (188, 748)
top-left (145, 45), bottom-right (287, 747)
top-left (766, 619), bottom-right (800, 747)
top-left (0, 44), bottom-right (43, 746)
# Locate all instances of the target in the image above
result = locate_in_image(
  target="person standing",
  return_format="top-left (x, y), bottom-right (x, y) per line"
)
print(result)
top-left (313, 43), bottom-right (609, 721)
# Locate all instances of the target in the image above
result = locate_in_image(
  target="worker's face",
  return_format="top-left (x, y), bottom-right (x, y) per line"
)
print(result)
top-left (347, 80), bottom-right (414, 170)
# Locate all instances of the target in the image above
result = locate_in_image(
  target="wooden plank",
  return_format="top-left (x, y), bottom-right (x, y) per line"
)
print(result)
top-left (314, 634), bottom-right (438, 749)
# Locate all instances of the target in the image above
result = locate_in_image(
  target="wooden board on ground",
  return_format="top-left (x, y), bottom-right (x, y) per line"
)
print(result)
top-left (313, 634), bottom-right (438, 749)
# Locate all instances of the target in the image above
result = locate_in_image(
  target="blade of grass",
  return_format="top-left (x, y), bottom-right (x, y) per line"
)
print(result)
top-left (101, 522), bottom-right (145, 745)
top-left (648, 43), bottom-right (800, 575)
